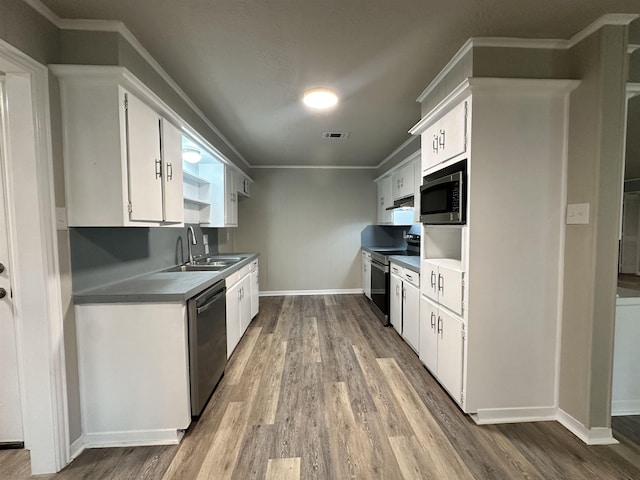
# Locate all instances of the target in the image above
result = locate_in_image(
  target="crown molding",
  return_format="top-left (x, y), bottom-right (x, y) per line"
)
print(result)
top-left (376, 135), bottom-right (420, 169)
top-left (629, 44), bottom-right (640, 54)
top-left (250, 165), bottom-right (377, 170)
top-left (416, 14), bottom-right (639, 105)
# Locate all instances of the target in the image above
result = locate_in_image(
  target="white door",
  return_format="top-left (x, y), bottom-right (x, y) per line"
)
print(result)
top-left (239, 274), bottom-right (252, 334)
top-left (125, 91), bottom-right (163, 222)
top-left (224, 167), bottom-right (238, 227)
top-left (0, 79), bottom-right (24, 443)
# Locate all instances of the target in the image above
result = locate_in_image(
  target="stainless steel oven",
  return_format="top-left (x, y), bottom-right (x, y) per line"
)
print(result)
top-left (187, 280), bottom-right (227, 417)
top-left (369, 234), bottom-right (420, 325)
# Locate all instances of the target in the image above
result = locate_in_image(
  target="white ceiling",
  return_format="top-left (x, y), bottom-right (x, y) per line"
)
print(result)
top-left (39, 0), bottom-right (640, 168)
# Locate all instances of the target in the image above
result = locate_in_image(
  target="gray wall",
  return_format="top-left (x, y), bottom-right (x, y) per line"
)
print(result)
top-left (559, 24), bottom-right (629, 429)
top-left (228, 168), bottom-right (376, 292)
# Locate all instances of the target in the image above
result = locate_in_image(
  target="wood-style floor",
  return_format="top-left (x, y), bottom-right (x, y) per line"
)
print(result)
top-left (3, 295), bottom-right (640, 479)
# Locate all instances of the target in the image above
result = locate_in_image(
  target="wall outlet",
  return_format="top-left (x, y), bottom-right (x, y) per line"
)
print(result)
top-left (567, 203), bottom-right (590, 225)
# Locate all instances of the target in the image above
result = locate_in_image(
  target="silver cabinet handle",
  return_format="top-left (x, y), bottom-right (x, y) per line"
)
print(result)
top-left (402, 286), bottom-right (406, 300)
top-left (430, 312), bottom-right (436, 329)
top-left (433, 134), bottom-right (439, 153)
top-left (430, 271), bottom-right (436, 289)
top-left (438, 274), bottom-right (444, 293)
top-left (439, 129), bottom-right (446, 150)
top-left (167, 162), bottom-right (173, 181)
top-left (395, 284), bottom-right (399, 295)
top-left (437, 316), bottom-right (443, 334)
top-left (155, 159), bottom-right (162, 179)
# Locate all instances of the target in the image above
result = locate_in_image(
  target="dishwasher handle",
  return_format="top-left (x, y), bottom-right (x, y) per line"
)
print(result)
top-left (197, 290), bottom-right (226, 314)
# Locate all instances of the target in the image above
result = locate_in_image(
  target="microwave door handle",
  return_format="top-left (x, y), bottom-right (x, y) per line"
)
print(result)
top-left (421, 170), bottom-right (463, 191)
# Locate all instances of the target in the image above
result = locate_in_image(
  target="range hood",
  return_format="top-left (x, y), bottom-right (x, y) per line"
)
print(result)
top-left (386, 195), bottom-right (414, 210)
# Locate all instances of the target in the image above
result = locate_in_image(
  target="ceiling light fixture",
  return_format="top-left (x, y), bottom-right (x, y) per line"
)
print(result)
top-left (182, 147), bottom-right (202, 164)
top-left (303, 88), bottom-right (338, 110)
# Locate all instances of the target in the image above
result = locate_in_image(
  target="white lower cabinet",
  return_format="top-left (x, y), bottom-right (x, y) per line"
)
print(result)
top-left (390, 262), bottom-right (420, 353)
top-left (362, 251), bottom-right (372, 299)
top-left (75, 302), bottom-right (191, 446)
top-left (402, 279), bottom-right (420, 352)
top-left (226, 264), bottom-right (252, 358)
top-left (390, 269), bottom-right (403, 333)
top-left (250, 260), bottom-right (259, 319)
top-left (420, 296), bottom-right (465, 404)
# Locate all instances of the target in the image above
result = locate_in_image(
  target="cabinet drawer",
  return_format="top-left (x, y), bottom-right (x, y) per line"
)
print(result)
top-left (390, 263), bottom-right (403, 276)
top-left (403, 269), bottom-right (419, 288)
top-left (422, 100), bottom-right (468, 172)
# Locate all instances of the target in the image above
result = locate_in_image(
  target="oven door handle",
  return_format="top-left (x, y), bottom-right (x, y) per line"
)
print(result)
top-left (371, 259), bottom-right (389, 273)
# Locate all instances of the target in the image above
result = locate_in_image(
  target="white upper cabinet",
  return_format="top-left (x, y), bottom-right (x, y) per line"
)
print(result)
top-left (377, 176), bottom-right (393, 224)
top-left (392, 161), bottom-right (415, 200)
top-left (52, 66), bottom-right (184, 226)
top-left (421, 100), bottom-right (468, 173)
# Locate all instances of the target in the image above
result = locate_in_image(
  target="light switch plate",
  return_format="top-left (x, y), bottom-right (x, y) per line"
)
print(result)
top-left (567, 203), bottom-right (590, 225)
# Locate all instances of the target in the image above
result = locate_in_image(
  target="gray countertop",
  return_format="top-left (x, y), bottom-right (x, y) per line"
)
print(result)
top-left (389, 255), bottom-right (420, 273)
top-left (73, 253), bottom-right (259, 304)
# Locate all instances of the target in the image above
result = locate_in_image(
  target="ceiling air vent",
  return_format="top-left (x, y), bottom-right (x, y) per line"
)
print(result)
top-left (322, 132), bottom-right (351, 139)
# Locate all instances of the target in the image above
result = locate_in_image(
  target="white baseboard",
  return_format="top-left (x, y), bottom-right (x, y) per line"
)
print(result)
top-left (69, 434), bottom-right (85, 460)
top-left (83, 429), bottom-right (184, 448)
top-left (611, 399), bottom-right (640, 416)
top-left (260, 289), bottom-right (364, 297)
top-left (556, 408), bottom-right (619, 445)
top-left (471, 406), bottom-right (556, 425)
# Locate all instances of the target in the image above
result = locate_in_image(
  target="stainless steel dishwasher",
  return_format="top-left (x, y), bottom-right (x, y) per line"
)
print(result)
top-left (188, 279), bottom-right (227, 417)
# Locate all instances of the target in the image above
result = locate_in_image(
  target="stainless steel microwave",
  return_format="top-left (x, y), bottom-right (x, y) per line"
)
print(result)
top-left (420, 160), bottom-right (466, 225)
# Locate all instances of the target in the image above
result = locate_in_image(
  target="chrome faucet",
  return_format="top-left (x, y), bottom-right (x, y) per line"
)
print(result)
top-left (187, 226), bottom-right (198, 264)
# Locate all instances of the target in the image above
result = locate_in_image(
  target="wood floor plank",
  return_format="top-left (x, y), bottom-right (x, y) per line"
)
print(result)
top-left (265, 457), bottom-right (301, 480)
top-left (224, 326), bottom-right (262, 385)
top-left (324, 381), bottom-right (374, 479)
top-left (196, 401), bottom-right (248, 480)
top-left (302, 317), bottom-right (321, 363)
top-left (230, 424), bottom-right (275, 479)
top-left (377, 357), bottom-right (474, 480)
top-left (352, 344), bottom-right (414, 437)
top-left (248, 339), bottom-right (288, 425)
top-left (389, 435), bottom-right (440, 480)
top-left (252, 296), bottom-right (284, 334)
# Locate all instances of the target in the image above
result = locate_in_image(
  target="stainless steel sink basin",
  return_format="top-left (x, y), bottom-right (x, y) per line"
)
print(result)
top-left (164, 265), bottom-right (227, 273)
top-left (193, 256), bottom-right (243, 267)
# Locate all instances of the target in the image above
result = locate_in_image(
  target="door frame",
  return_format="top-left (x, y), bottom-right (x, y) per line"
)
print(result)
top-left (0, 40), bottom-right (69, 473)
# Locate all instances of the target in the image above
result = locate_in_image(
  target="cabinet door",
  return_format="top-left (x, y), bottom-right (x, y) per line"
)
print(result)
top-left (161, 119), bottom-right (184, 223)
top-left (239, 275), bottom-right (252, 334)
top-left (377, 177), bottom-right (393, 224)
top-left (389, 273), bottom-right (403, 334)
top-left (402, 281), bottom-right (420, 353)
top-left (250, 261), bottom-right (259, 319)
top-left (438, 266), bottom-right (463, 315)
top-left (422, 261), bottom-right (439, 302)
top-left (421, 100), bottom-right (468, 173)
top-left (125, 92), bottom-right (163, 222)
top-left (437, 309), bottom-right (464, 403)
top-left (225, 281), bottom-right (241, 359)
top-left (224, 167), bottom-right (238, 227)
top-left (419, 296), bottom-right (438, 374)
top-left (399, 162), bottom-right (415, 199)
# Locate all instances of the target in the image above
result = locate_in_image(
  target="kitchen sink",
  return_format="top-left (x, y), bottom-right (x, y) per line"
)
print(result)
top-left (164, 256), bottom-right (243, 273)
top-left (193, 256), bottom-right (243, 267)
top-left (164, 265), bottom-right (227, 273)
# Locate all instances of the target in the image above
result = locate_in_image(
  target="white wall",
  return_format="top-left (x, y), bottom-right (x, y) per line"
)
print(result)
top-left (228, 168), bottom-right (376, 293)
